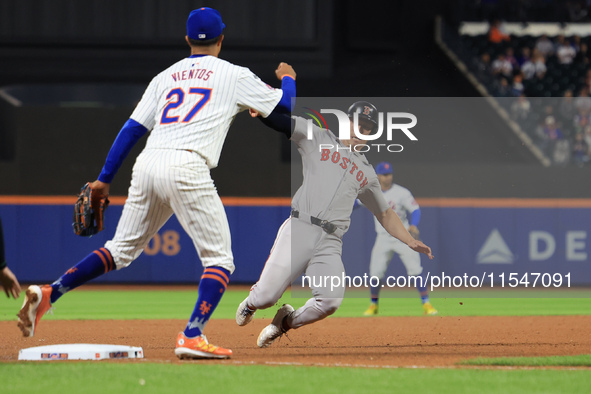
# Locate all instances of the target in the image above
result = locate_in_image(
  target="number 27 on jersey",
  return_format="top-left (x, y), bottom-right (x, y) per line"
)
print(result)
top-left (161, 87), bottom-right (212, 124)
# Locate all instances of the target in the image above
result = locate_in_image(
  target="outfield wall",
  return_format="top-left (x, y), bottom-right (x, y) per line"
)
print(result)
top-left (0, 198), bottom-right (589, 286)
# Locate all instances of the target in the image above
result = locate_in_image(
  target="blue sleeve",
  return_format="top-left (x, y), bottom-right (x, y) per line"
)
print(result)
top-left (257, 75), bottom-right (296, 137)
top-left (410, 209), bottom-right (421, 227)
top-left (98, 119), bottom-right (148, 183)
top-left (258, 111), bottom-right (294, 138)
top-left (274, 76), bottom-right (296, 114)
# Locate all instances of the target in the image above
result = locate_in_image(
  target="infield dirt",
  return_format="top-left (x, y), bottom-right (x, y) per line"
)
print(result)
top-left (2, 315), bottom-right (590, 367)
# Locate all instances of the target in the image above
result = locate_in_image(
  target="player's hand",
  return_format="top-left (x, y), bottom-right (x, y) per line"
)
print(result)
top-left (408, 240), bottom-right (434, 259)
top-left (90, 180), bottom-right (110, 201)
top-left (275, 62), bottom-right (296, 80)
top-left (0, 266), bottom-right (21, 299)
top-left (249, 109), bottom-right (261, 118)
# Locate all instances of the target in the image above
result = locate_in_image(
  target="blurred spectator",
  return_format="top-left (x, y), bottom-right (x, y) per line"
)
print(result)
top-left (555, 35), bottom-right (577, 65)
top-left (455, 11), bottom-right (591, 167)
top-left (559, 89), bottom-right (576, 125)
top-left (521, 52), bottom-right (547, 80)
top-left (572, 132), bottom-right (589, 166)
top-left (488, 19), bottom-right (510, 44)
top-left (554, 139), bottom-right (571, 165)
top-left (573, 107), bottom-right (591, 135)
top-left (540, 105), bottom-right (556, 124)
top-left (505, 47), bottom-right (520, 70)
top-left (584, 124), bottom-right (591, 148)
top-left (474, 53), bottom-right (492, 80)
top-left (574, 87), bottom-right (591, 114)
top-left (582, 69), bottom-right (591, 91)
top-left (511, 73), bottom-right (525, 96)
top-left (572, 35), bottom-right (582, 51)
top-left (533, 54), bottom-right (547, 79)
top-left (517, 46), bottom-right (532, 67)
top-left (536, 115), bottom-right (564, 157)
top-left (574, 42), bottom-right (590, 65)
top-left (535, 34), bottom-right (555, 57)
top-left (493, 77), bottom-right (512, 97)
top-left (491, 53), bottom-right (513, 77)
top-left (520, 58), bottom-right (536, 80)
top-left (510, 93), bottom-right (531, 123)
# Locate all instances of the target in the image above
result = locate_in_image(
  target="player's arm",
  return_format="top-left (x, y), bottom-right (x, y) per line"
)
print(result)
top-left (404, 191), bottom-right (421, 239)
top-left (408, 209), bottom-right (421, 239)
top-left (91, 76), bottom-right (156, 195)
top-left (249, 63), bottom-right (297, 137)
top-left (376, 209), bottom-right (433, 258)
top-left (0, 217), bottom-right (21, 299)
top-left (360, 179), bottom-right (432, 258)
top-left (251, 109), bottom-right (294, 137)
top-left (0, 266), bottom-right (21, 299)
top-left (90, 119), bottom-right (148, 197)
top-left (273, 62), bottom-right (296, 114)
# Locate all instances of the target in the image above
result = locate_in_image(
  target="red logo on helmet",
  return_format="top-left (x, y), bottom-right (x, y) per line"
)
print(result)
top-left (363, 106), bottom-right (371, 116)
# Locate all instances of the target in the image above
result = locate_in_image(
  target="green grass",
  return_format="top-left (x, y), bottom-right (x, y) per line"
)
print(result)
top-left (0, 288), bottom-right (304, 321)
top-left (3, 286), bottom-right (591, 394)
top-left (460, 354), bottom-right (591, 367)
top-left (1, 287), bottom-right (590, 321)
top-left (2, 363), bottom-right (591, 394)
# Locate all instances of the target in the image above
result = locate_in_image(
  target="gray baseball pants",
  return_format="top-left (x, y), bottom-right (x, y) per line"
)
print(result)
top-left (247, 217), bottom-right (345, 328)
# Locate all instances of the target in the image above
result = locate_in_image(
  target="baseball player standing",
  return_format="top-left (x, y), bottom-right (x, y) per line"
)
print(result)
top-left (362, 162), bottom-right (437, 316)
top-left (236, 102), bottom-right (434, 348)
top-left (17, 7), bottom-right (296, 359)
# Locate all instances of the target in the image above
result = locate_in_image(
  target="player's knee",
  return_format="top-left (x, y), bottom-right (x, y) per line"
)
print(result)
top-left (251, 291), bottom-right (282, 310)
top-left (318, 297), bottom-right (342, 316)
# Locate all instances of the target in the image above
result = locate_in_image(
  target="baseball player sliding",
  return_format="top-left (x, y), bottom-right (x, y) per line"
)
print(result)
top-left (17, 7), bottom-right (296, 359)
top-left (362, 162), bottom-right (437, 316)
top-left (236, 101), bottom-right (434, 348)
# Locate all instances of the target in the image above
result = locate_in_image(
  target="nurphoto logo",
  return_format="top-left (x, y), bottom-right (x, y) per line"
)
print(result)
top-left (304, 108), bottom-right (418, 153)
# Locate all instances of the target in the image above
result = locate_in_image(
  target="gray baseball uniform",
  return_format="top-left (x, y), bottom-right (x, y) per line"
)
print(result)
top-left (247, 116), bottom-right (389, 328)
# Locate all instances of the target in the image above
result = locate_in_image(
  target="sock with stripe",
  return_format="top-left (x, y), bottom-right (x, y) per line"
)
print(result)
top-left (370, 279), bottom-right (381, 304)
top-left (184, 266), bottom-right (231, 338)
top-left (50, 248), bottom-right (115, 304)
top-left (417, 283), bottom-right (430, 304)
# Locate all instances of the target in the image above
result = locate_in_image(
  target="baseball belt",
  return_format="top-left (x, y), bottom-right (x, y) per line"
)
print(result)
top-left (290, 209), bottom-right (345, 238)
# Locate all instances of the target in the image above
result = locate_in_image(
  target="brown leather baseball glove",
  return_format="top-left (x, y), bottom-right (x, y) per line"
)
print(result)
top-left (73, 182), bottom-right (109, 237)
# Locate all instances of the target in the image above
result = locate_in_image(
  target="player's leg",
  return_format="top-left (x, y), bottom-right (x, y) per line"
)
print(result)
top-left (286, 253), bottom-right (345, 327)
top-left (18, 151), bottom-right (172, 337)
top-left (168, 151), bottom-right (235, 358)
top-left (52, 153), bottom-right (173, 303)
top-left (255, 237), bottom-right (346, 348)
top-left (19, 247), bottom-right (120, 337)
top-left (240, 218), bottom-right (320, 321)
top-left (364, 235), bottom-right (394, 315)
top-left (236, 218), bottom-right (292, 326)
top-left (257, 244), bottom-right (346, 348)
top-left (397, 243), bottom-right (437, 315)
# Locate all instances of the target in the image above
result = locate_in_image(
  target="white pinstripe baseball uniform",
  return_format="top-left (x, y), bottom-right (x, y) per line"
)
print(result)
top-left (105, 55), bottom-right (282, 272)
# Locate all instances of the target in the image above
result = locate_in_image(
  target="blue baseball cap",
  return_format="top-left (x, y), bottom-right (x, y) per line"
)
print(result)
top-left (187, 7), bottom-right (225, 41)
top-left (375, 162), bottom-right (393, 175)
